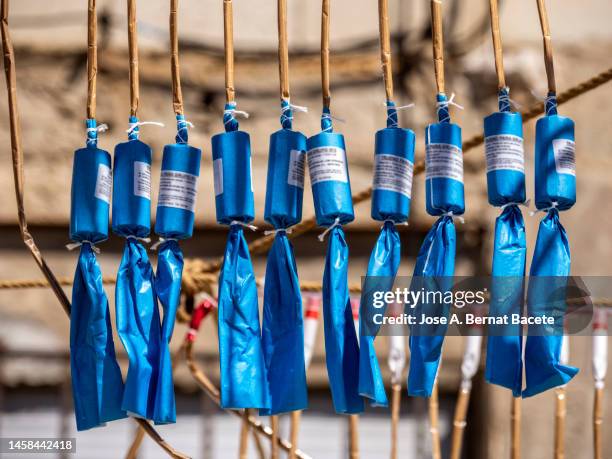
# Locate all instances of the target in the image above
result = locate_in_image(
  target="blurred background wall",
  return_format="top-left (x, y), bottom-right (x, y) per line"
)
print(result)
top-left (0, 0), bottom-right (611, 458)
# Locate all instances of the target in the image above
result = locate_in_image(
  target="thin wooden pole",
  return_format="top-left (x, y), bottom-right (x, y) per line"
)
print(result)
top-left (554, 387), bottom-right (566, 459)
top-left (277, 0), bottom-right (289, 100)
top-left (289, 411), bottom-right (300, 459)
top-left (170, 0), bottom-right (183, 115)
top-left (320, 0), bottom-right (331, 108)
top-left (511, 396), bottom-right (521, 459)
top-left (390, 384), bottom-right (401, 459)
top-left (348, 414), bottom-right (359, 459)
top-left (127, 0), bottom-right (139, 117)
top-left (239, 410), bottom-right (250, 459)
top-left (488, 0), bottom-right (506, 90)
top-left (86, 0), bottom-right (97, 119)
top-left (450, 386), bottom-right (470, 459)
top-left (223, 0), bottom-right (235, 103)
top-left (429, 382), bottom-right (442, 459)
top-left (270, 415), bottom-right (280, 459)
top-left (593, 387), bottom-right (603, 459)
top-left (535, 0), bottom-right (556, 93)
top-left (430, 0), bottom-right (445, 95)
top-left (378, 0), bottom-right (393, 102)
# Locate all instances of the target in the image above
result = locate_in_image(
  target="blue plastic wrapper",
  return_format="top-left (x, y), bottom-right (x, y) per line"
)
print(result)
top-left (322, 225), bottom-right (364, 413)
top-left (218, 225), bottom-right (270, 409)
top-left (485, 205), bottom-right (526, 396)
top-left (69, 119), bottom-right (125, 431)
top-left (215, 103), bottom-right (269, 409)
top-left (113, 117), bottom-right (162, 419)
top-left (407, 215), bottom-right (456, 396)
top-left (358, 221), bottom-right (401, 406)
top-left (534, 95), bottom-right (576, 211)
top-left (260, 232), bottom-right (308, 415)
top-left (115, 238), bottom-right (161, 418)
top-left (523, 209), bottom-right (579, 397)
top-left (70, 244), bottom-right (126, 431)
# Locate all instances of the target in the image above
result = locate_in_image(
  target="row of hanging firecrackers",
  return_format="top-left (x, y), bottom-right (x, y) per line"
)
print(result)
top-left (68, 0), bottom-right (125, 431)
top-left (152, 0), bottom-right (201, 424)
top-left (483, 0), bottom-right (527, 398)
top-left (113, 0), bottom-right (165, 421)
top-left (523, 0), bottom-right (578, 398)
top-left (260, 0), bottom-right (308, 417)
top-left (309, 0), bottom-right (363, 415)
top-left (358, 0), bottom-right (415, 408)
top-left (407, 0), bottom-right (464, 398)
top-left (213, 0), bottom-right (269, 410)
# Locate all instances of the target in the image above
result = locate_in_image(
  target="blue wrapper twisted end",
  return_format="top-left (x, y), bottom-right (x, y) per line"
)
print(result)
top-left (386, 100), bottom-right (399, 128)
top-left (498, 87), bottom-right (512, 113)
top-left (436, 93), bottom-right (450, 124)
top-left (545, 91), bottom-right (558, 116)
top-left (86, 118), bottom-right (99, 147)
top-left (175, 113), bottom-right (189, 144)
top-left (280, 99), bottom-right (293, 130)
top-left (128, 115), bottom-right (140, 140)
top-left (224, 102), bottom-right (240, 132)
top-left (152, 239), bottom-right (184, 424)
top-left (321, 105), bottom-right (333, 133)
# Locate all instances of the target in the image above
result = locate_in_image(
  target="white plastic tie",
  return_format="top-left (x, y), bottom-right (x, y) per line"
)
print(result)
top-left (87, 123), bottom-right (109, 134)
top-left (318, 217), bottom-right (341, 242)
top-left (381, 219), bottom-right (408, 229)
top-left (126, 235), bottom-right (152, 244)
top-left (443, 211), bottom-right (465, 224)
top-left (66, 241), bottom-right (100, 254)
top-left (150, 237), bottom-right (178, 251)
top-left (530, 201), bottom-right (558, 216)
top-left (264, 228), bottom-right (293, 236)
top-left (436, 93), bottom-right (464, 111)
top-left (230, 220), bottom-right (258, 231)
top-left (498, 88), bottom-right (522, 111)
top-left (126, 121), bottom-right (165, 134)
top-left (283, 99), bottom-right (309, 114)
top-left (224, 107), bottom-right (250, 124)
top-left (500, 199), bottom-right (531, 211)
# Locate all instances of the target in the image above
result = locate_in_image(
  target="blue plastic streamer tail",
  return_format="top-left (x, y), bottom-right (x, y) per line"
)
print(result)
top-left (152, 239), bottom-right (183, 424)
top-left (70, 244), bottom-right (126, 431)
top-left (485, 205), bottom-right (526, 396)
top-left (260, 232), bottom-right (308, 414)
top-left (407, 216), bottom-right (456, 397)
top-left (523, 209), bottom-right (578, 397)
top-left (322, 225), bottom-right (364, 413)
top-left (358, 221), bottom-right (401, 406)
top-left (115, 238), bottom-right (161, 418)
top-left (218, 225), bottom-right (270, 409)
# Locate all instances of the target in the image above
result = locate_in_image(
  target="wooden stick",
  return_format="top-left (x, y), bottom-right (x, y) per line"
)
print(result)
top-left (429, 382), bottom-right (442, 459)
top-left (289, 411), bottom-right (301, 459)
top-left (239, 410), bottom-right (250, 459)
top-left (170, 0), bottom-right (183, 115)
top-left (450, 386), bottom-right (471, 459)
top-left (535, 0), bottom-right (556, 93)
top-left (488, 0), bottom-right (506, 90)
top-left (277, 0), bottom-right (289, 100)
top-left (270, 415), bottom-right (280, 459)
top-left (223, 0), bottom-right (235, 103)
top-left (554, 387), bottom-right (566, 459)
top-left (593, 386), bottom-right (603, 459)
top-left (378, 0), bottom-right (393, 101)
top-left (390, 384), bottom-right (401, 459)
top-left (348, 414), bottom-right (359, 459)
top-left (87, 0), bottom-right (97, 119)
top-left (125, 427), bottom-right (146, 459)
top-left (127, 0), bottom-right (139, 117)
top-left (511, 396), bottom-right (521, 459)
top-left (320, 0), bottom-right (331, 108)
top-left (430, 0), bottom-right (445, 95)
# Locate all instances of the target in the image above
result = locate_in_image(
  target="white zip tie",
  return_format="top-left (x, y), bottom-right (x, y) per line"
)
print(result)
top-left (318, 217), bottom-right (341, 242)
top-left (442, 211), bottom-right (465, 224)
top-left (230, 220), bottom-right (258, 231)
top-left (150, 237), bottom-right (178, 251)
top-left (126, 235), bottom-right (152, 244)
top-left (381, 219), bottom-right (409, 229)
top-left (529, 201), bottom-right (558, 216)
top-left (126, 121), bottom-right (165, 134)
top-left (66, 241), bottom-right (100, 254)
top-left (500, 199), bottom-right (531, 211)
top-left (264, 228), bottom-right (293, 236)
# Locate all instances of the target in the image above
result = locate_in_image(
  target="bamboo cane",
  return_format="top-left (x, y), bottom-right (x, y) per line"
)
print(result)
top-left (429, 382), bottom-right (442, 459)
top-left (450, 386), bottom-right (470, 459)
top-left (390, 384), bottom-right (401, 459)
top-left (239, 410), bottom-right (250, 459)
top-left (289, 411), bottom-right (301, 459)
top-left (593, 387), bottom-right (603, 459)
top-left (554, 387), bottom-right (566, 459)
top-left (511, 396), bottom-right (521, 459)
top-left (348, 414), bottom-right (359, 459)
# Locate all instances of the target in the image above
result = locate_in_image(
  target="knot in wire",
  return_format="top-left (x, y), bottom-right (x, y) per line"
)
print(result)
top-left (126, 116), bottom-right (164, 140)
top-left (545, 91), bottom-right (558, 116)
top-left (175, 114), bottom-right (194, 144)
top-left (280, 98), bottom-right (308, 130)
top-left (230, 220), bottom-right (258, 231)
top-left (442, 211), bottom-right (465, 224)
top-left (530, 200), bottom-right (558, 217)
top-left (85, 119), bottom-right (108, 147)
top-left (436, 92), bottom-right (463, 124)
top-left (66, 240), bottom-right (100, 254)
top-left (151, 237), bottom-right (178, 251)
top-left (318, 217), bottom-right (341, 242)
top-left (264, 228), bottom-right (293, 236)
top-left (500, 199), bottom-right (531, 211)
top-left (223, 102), bottom-right (249, 133)
top-left (126, 235), bottom-right (152, 244)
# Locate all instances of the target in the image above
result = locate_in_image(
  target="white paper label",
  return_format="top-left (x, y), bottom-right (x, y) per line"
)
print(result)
top-left (133, 161), bottom-right (151, 199)
top-left (552, 139), bottom-right (576, 176)
top-left (213, 158), bottom-right (223, 196)
top-left (372, 154), bottom-right (413, 198)
top-left (94, 163), bottom-right (112, 203)
top-left (425, 143), bottom-right (464, 183)
top-left (307, 146), bottom-right (349, 185)
top-left (287, 149), bottom-right (306, 188)
top-left (158, 170), bottom-right (198, 212)
top-left (485, 134), bottom-right (525, 173)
